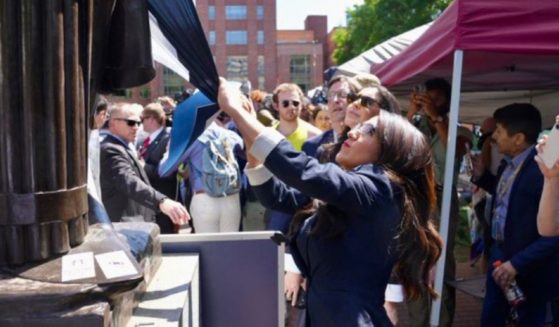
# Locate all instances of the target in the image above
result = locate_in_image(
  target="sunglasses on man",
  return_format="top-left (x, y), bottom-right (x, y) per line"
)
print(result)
top-left (114, 118), bottom-right (141, 127)
top-left (281, 100), bottom-right (300, 108)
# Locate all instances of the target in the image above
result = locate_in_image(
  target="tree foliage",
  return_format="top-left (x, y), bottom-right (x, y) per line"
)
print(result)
top-left (333, 0), bottom-right (452, 65)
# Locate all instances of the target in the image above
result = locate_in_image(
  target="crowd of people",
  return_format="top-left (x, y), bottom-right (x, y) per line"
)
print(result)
top-left (87, 71), bottom-right (559, 326)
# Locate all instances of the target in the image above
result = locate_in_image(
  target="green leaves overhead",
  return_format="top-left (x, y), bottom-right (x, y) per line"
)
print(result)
top-left (333, 0), bottom-right (452, 64)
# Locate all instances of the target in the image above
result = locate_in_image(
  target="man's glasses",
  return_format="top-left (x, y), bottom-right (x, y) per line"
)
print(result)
top-left (350, 123), bottom-right (377, 137)
top-left (114, 118), bottom-right (141, 127)
top-left (281, 100), bottom-right (300, 108)
top-left (327, 89), bottom-right (352, 101)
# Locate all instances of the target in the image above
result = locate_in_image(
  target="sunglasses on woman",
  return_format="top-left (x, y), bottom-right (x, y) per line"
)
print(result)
top-left (281, 100), bottom-right (300, 108)
top-left (114, 118), bottom-right (141, 127)
top-left (348, 95), bottom-right (379, 108)
top-left (350, 123), bottom-right (377, 137)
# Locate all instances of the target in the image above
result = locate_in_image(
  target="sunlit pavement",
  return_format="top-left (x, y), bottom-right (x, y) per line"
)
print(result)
top-left (396, 262), bottom-right (484, 327)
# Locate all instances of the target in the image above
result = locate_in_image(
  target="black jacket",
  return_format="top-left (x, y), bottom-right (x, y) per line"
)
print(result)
top-left (100, 134), bottom-right (165, 222)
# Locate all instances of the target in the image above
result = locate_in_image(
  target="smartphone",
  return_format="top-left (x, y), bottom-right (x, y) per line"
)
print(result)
top-left (294, 289), bottom-right (306, 309)
top-left (540, 123), bottom-right (559, 169)
top-left (413, 83), bottom-right (426, 93)
top-left (412, 84), bottom-right (427, 115)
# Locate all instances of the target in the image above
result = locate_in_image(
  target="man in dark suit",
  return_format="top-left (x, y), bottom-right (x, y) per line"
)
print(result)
top-left (139, 103), bottom-right (179, 233)
top-left (100, 102), bottom-right (189, 225)
top-left (302, 75), bottom-right (357, 158)
top-left (473, 103), bottom-right (559, 326)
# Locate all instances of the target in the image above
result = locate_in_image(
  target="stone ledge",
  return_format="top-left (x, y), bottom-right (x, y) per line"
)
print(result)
top-left (128, 254), bottom-right (200, 327)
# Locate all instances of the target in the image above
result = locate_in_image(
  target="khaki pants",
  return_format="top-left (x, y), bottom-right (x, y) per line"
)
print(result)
top-left (406, 189), bottom-right (458, 327)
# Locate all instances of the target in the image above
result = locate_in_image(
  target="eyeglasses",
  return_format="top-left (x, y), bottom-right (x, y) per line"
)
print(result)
top-left (281, 100), bottom-right (300, 108)
top-left (114, 118), bottom-right (141, 127)
top-left (327, 89), bottom-right (352, 101)
top-left (350, 123), bottom-right (377, 137)
top-left (351, 95), bottom-right (379, 108)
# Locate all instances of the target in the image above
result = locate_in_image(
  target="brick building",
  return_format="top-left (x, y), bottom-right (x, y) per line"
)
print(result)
top-left (276, 30), bottom-right (323, 92)
top-left (113, 0), bottom-right (330, 104)
top-left (197, 0), bottom-right (277, 92)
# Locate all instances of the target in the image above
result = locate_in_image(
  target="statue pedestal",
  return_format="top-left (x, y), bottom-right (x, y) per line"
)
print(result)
top-left (129, 254), bottom-right (200, 327)
top-left (0, 222), bottom-right (163, 327)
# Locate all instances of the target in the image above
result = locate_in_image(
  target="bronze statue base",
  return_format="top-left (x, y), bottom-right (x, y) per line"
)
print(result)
top-left (0, 222), bottom-right (161, 327)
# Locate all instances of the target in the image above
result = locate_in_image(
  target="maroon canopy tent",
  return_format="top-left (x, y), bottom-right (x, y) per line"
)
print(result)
top-left (372, 1), bottom-right (559, 325)
top-left (372, 0), bottom-right (559, 92)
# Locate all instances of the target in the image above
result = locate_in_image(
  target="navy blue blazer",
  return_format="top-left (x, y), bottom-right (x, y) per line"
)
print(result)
top-left (301, 129), bottom-right (335, 158)
top-left (143, 128), bottom-right (178, 200)
top-left (475, 147), bottom-right (559, 299)
top-left (253, 140), bottom-right (401, 327)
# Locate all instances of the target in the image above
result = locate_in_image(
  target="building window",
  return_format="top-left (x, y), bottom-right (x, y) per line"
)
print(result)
top-left (257, 5), bottom-right (264, 20)
top-left (163, 67), bottom-right (185, 96)
top-left (257, 56), bottom-right (265, 90)
top-left (225, 5), bottom-right (247, 20)
top-left (125, 89), bottom-right (133, 99)
top-left (227, 56), bottom-right (249, 82)
top-left (226, 30), bottom-right (247, 45)
top-left (208, 31), bottom-right (216, 45)
top-left (257, 31), bottom-right (264, 45)
top-left (290, 55), bottom-right (311, 93)
top-left (208, 5), bottom-right (216, 20)
top-left (140, 86), bottom-right (151, 99)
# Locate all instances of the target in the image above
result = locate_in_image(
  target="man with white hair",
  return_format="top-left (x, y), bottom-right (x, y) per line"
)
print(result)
top-left (100, 102), bottom-right (189, 225)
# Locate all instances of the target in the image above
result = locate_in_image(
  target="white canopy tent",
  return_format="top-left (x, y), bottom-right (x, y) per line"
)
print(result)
top-left (335, 23), bottom-right (431, 77)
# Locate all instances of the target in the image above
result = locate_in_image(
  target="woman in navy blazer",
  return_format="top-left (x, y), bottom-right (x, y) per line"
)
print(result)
top-left (217, 78), bottom-right (443, 326)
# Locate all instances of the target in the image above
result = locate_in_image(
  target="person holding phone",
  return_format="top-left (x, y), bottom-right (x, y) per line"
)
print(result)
top-left (535, 114), bottom-right (559, 236)
top-left (406, 78), bottom-right (473, 327)
top-left (217, 77), bottom-right (443, 327)
top-left (472, 104), bottom-right (559, 326)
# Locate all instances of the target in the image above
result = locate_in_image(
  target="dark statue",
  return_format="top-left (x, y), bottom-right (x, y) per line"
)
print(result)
top-left (0, 0), bottom-right (159, 325)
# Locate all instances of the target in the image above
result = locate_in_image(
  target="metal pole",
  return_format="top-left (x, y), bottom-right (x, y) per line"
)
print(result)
top-left (430, 49), bottom-right (463, 326)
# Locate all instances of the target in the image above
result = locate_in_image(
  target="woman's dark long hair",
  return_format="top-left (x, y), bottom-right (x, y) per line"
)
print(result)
top-left (290, 111), bottom-right (443, 300)
top-left (319, 125), bottom-right (350, 163)
top-left (374, 111), bottom-right (443, 300)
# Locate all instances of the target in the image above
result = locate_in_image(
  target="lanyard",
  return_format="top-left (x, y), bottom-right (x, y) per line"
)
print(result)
top-left (496, 160), bottom-right (524, 201)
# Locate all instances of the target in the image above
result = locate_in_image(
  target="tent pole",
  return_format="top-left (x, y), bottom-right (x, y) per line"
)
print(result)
top-left (430, 49), bottom-right (464, 327)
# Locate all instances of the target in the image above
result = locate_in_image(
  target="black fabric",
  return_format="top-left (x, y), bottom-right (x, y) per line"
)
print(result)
top-left (148, 0), bottom-right (219, 101)
top-left (100, 134), bottom-right (166, 222)
top-left (102, 0), bottom-right (156, 91)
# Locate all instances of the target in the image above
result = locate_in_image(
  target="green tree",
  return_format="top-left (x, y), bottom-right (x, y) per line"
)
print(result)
top-left (333, 0), bottom-right (452, 65)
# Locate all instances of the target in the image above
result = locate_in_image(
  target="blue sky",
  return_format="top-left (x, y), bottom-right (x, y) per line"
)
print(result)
top-left (276, 0), bottom-right (364, 31)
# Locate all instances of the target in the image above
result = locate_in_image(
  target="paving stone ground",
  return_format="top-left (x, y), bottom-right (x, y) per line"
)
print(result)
top-left (395, 261), bottom-right (484, 326)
